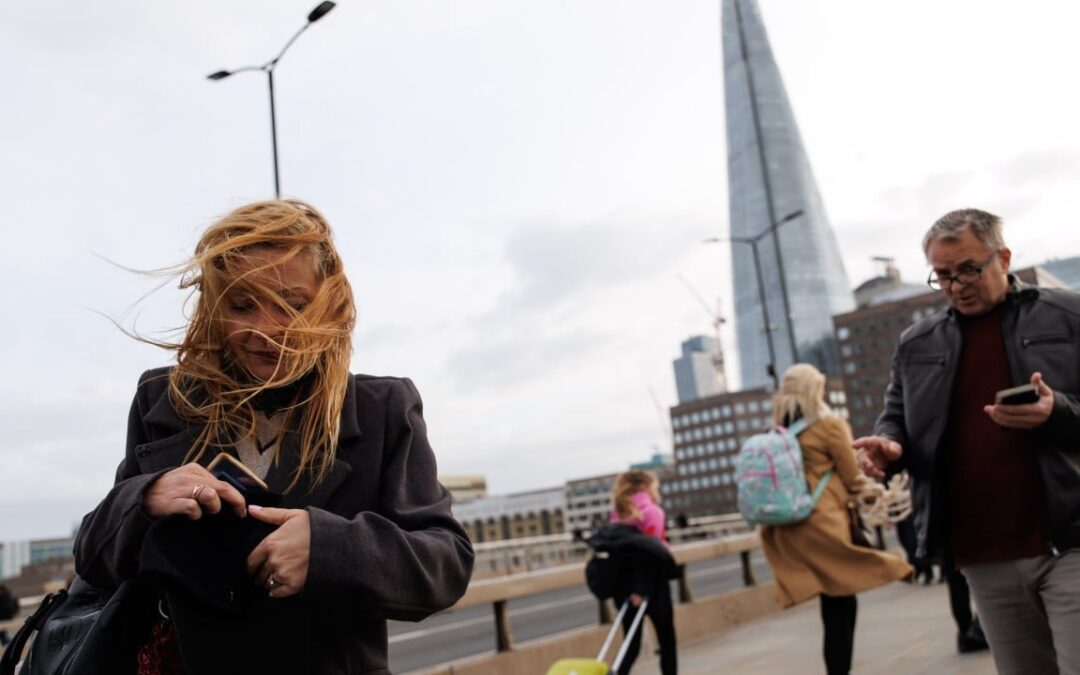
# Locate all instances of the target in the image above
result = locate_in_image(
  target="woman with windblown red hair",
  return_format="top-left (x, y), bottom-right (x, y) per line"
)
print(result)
top-left (72, 200), bottom-right (473, 674)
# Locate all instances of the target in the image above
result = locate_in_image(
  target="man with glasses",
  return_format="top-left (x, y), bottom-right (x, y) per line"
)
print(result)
top-left (854, 208), bottom-right (1080, 674)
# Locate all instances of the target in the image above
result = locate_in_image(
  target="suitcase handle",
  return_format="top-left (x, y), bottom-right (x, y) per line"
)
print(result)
top-left (611, 599), bottom-right (649, 672)
top-left (595, 601), bottom-right (629, 662)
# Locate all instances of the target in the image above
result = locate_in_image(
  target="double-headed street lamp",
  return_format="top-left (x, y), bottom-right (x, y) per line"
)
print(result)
top-left (207, 1), bottom-right (336, 199)
top-left (705, 209), bottom-right (803, 388)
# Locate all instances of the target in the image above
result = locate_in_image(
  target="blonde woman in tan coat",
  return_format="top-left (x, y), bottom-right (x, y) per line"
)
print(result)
top-left (760, 364), bottom-right (912, 675)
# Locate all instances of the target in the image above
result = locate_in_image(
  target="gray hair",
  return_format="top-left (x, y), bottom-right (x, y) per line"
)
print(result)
top-left (922, 208), bottom-right (1005, 257)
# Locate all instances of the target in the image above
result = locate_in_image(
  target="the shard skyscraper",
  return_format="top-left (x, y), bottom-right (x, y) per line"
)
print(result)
top-left (722, 0), bottom-right (855, 389)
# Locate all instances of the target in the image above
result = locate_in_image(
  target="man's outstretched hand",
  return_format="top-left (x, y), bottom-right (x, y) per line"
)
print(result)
top-left (852, 436), bottom-right (903, 480)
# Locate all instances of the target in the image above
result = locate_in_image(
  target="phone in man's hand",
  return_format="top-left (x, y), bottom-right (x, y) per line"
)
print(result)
top-left (994, 383), bottom-right (1040, 406)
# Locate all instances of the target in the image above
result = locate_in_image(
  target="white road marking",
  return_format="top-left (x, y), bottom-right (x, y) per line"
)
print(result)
top-left (389, 595), bottom-right (596, 643)
top-left (389, 559), bottom-right (756, 644)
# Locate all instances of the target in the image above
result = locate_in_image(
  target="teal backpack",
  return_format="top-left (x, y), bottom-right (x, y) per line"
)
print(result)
top-left (735, 418), bottom-right (832, 526)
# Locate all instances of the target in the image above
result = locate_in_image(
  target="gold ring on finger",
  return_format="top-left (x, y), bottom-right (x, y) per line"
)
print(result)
top-left (191, 484), bottom-right (208, 501)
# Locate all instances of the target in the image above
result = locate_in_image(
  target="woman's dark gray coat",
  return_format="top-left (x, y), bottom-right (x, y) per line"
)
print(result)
top-left (73, 367), bottom-right (474, 674)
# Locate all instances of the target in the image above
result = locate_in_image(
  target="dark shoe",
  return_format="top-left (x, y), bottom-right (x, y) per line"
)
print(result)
top-left (908, 562), bottom-right (928, 584)
top-left (957, 618), bottom-right (989, 654)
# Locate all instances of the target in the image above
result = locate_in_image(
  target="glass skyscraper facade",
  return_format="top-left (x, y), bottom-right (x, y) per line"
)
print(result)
top-left (722, 0), bottom-right (855, 388)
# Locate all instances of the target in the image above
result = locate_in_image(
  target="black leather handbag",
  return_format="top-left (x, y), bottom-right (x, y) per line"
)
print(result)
top-left (0, 576), bottom-right (154, 675)
top-left (846, 500), bottom-right (875, 549)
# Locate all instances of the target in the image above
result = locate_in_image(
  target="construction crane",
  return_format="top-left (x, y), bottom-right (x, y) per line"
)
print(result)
top-left (676, 274), bottom-right (728, 393)
top-left (647, 385), bottom-right (674, 453)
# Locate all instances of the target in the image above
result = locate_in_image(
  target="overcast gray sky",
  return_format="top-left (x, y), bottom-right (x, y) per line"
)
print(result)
top-left (3, 0), bottom-right (1080, 540)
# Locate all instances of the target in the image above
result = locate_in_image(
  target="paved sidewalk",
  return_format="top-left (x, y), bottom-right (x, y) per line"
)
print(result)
top-left (633, 581), bottom-right (994, 674)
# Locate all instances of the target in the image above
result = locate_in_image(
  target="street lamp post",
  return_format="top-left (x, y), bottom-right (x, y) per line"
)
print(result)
top-left (207, 1), bottom-right (336, 199)
top-left (705, 209), bottom-right (803, 388)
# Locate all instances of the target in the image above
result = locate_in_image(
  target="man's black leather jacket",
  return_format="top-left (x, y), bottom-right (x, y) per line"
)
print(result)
top-left (874, 278), bottom-right (1080, 559)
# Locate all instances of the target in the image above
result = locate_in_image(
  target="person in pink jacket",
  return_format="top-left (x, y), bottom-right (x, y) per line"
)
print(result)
top-left (609, 470), bottom-right (677, 674)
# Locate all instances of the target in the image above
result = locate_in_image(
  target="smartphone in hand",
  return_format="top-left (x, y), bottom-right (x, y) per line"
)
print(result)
top-left (207, 452), bottom-right (270, 492)
top-left (994, 383), bottom-right (1039, 406)
top-left (206, 453), bottom-right (281, 507)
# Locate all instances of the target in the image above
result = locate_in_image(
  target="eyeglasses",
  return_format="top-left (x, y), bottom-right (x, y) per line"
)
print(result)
top-left (926, 251), bottom-right (1000, 290)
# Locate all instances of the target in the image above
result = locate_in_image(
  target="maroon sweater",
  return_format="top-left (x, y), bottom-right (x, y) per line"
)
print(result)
top-left (945, 304), bottom-right (1049, 568)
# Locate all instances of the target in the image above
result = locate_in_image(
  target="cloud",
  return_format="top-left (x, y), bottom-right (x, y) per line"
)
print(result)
top-left (997, 148), bottom-right (1080, 188)
top-left (876, 170), bottom-right (973, 216)
top-left (445, 325), bottom-right (613, 390)
top-left (498, 214), bottom-right (694, 312)
top-left (441, 211), bottom-right (709, 389)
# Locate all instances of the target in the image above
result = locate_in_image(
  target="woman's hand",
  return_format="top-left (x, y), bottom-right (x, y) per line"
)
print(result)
top-left (142, 462), bottom-right (248, 520)
top-left (245, 506), bottom-right (311, 599)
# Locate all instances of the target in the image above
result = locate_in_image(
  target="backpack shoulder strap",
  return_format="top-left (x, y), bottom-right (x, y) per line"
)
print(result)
top-left (809, 469), bottom-right (834, 507)
top-left (786, 418), bottom-right (810, 436)
top-left (0, 589), bottom-right (68, 675)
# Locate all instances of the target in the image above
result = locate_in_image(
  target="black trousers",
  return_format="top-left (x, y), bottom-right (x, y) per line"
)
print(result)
top-left (820, 594), bottom-right (857, 675)
top-left (613, 581), bottom-right (677, 675)
top-left (942, 554), bottom-right (974, 634)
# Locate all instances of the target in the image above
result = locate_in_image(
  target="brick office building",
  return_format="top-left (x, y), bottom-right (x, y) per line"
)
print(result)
top-left (665, 383), bottom-right (848, 518)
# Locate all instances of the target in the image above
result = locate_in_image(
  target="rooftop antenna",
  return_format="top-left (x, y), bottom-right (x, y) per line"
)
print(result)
top-left (871, 256), bottom-right (900, 281)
